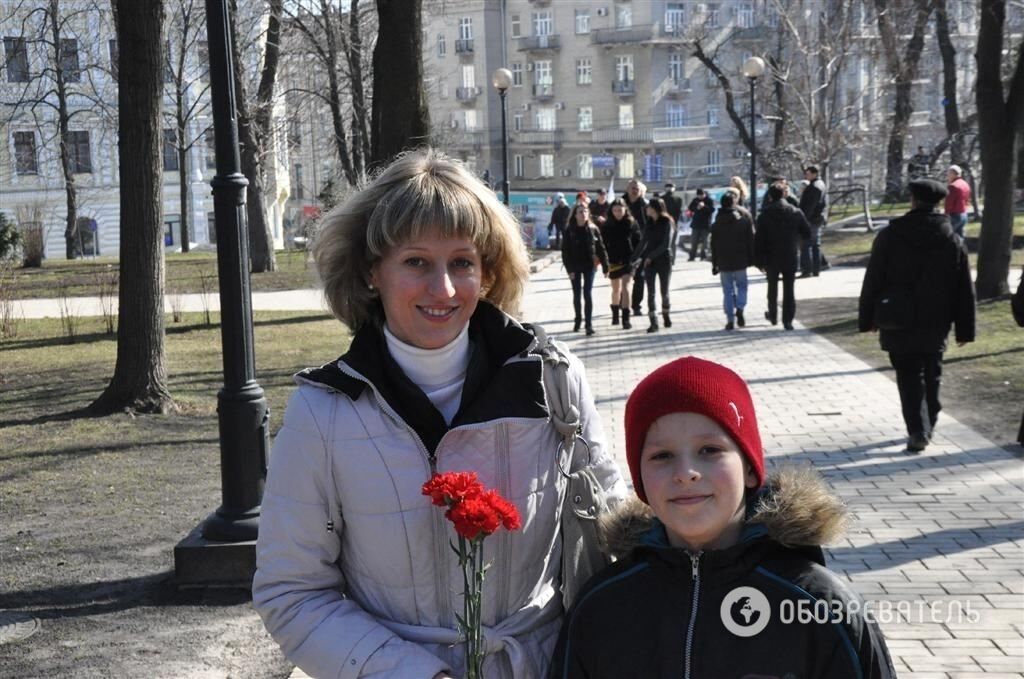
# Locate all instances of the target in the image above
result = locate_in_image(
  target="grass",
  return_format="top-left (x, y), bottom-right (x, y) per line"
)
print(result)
top-left (0, 310), bottom-right (349, 677)
top-left (6, 248), bottom-right (317, 299)
top-left (799, 296), bottom-right (1024, 450)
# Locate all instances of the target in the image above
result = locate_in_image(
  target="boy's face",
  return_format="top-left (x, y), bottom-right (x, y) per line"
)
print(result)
top-left (640, 412), bottom-right (758, 552)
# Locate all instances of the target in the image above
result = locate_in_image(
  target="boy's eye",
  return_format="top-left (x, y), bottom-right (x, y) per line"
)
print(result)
top-left (699, 445), bottom-right (725, 455)
top-left (648, 450), bottom-right (674, 461)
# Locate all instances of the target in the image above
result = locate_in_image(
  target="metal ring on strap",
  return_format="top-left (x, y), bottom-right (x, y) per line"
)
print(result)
top-left (556, 434), bottom-right (592, 479)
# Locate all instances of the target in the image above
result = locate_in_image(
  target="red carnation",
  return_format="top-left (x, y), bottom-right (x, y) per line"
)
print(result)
top-left (446, 496), bottom-right (501, 540)
top-left (422, 471), bottom-right (484, 507)
top-left (481, 490), bottom-right (522, 531)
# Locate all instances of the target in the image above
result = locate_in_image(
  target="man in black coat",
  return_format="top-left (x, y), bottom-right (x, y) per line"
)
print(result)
top-left (548, 193), bottom-right (570, 249)
top-left (755, 182), bottom-right (811, 330)
top-left (858, 178), bottom-right (976, 452)
top-left (661, 182), bottom-right (683, 263)
top-left (687, 188), bottom-right (715, 261)
top-left (622, 179), bottom-right (649, 315)
top-left (799, 165), bottom-right (828, 277)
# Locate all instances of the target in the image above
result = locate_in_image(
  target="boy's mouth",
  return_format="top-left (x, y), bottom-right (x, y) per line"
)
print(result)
top-left (669, 494), bottom-right (710, 505)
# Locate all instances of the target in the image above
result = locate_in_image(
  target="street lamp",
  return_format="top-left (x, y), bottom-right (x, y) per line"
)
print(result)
top-left (742, 56), bottom-right (765, 223)
top-left (492, 67), bottom-right (513, 206)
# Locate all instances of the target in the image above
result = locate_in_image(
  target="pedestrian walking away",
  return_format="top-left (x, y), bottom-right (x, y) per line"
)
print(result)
top-left (550, 357), bottom-right (896, 679)
top-left (252, 148), bottom-right (627, 679)
top-left (600, 198), bottom-right (641, 329)
top-left (623, 179), bottom-right (649, 316)
top-left (563, 202), bottom-right (610, 335)
top-left (798, 166), bottom-right (828, 277)
top-left (857, 178), bottom-right (976, 453)
top-left (710, 191), bottom-right (755, 331)
top-left (687, 188), bottom-right (715, 261)
top-left (640, 198), bottom-right (675, 333)
top-left (944, 165), bottom-right (971, 239)
top-left (549, 193), bottom-right (571, 249)
top-left (755, 182), bottom-right (811, 330)
top-left (661, 182), bottom-right (683, 263)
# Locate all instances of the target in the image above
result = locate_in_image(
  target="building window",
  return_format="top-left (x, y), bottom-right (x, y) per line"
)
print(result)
top-left (670, 150), bottom-right (685, 177)
top-left (706, 4), bottom-right (720, 28)
top-left (459, 17), bottom-right (473, 40)
top-left (665, 3), bottom-right (686, 32)
top-left (163, 128), bottom-right (179, 171)
top-left (576, 58), bottom-right (592, 85)
top-left (615, 55), bottom-right (634, 82)
top-left (618, 104), bottom-right (634, 130)
top-left (615, 5), bottom-right (632, 29)
top-left (464, 109), bottom-right (479, 131)
top-left (575, 9), bottom-right (590, 34)
top-left (666, 103), bottom-right (687, 128)
top-left (197, 40), bottom-right (209, 81)
top-left (578, 106), bottom-right (593, 132)
top-left (462, 64), bottom-right (476, 88)
top-left (510, 14), bottom-right (521, 38)
top-left (4, 37), bottom-right (30, 82)
top-left (513, 154), bottom-right (524, 178)
top-left (108, 39), bottom-right (118, 80)
top-left (737, 3), bottom-right (754, 28)
top-left (669, 53), bottom-right (684, 83)
top-left (205, 129), bottom-right (216, 169)
top-left (534, 59), bottom-right (552, 85)
top-left (706, 149), bottom-right (721, 175)
top-left (618, 152), bottom-right (634, 178)
top-left (288, 117), bottom-right (302, 148)
top-left (511, 62), bottom-right (523, 86)
top-left (60, 39), bottom-right (81, 83)
top-left (533, 11), bottom-right (553, 36)
top-left (578, 154), bottom-right (593, 179)
top-left (164, 214), bottom-right (180, 246)
top-left (513, 113), bottom-right (523, 132)
top-left (535, 107), bottom-right (557, 131)
top-left (164, 41), bottom-right (175, 83)
top-left (439, 78), bottom-right (449, 98)
top-left (766, 6), bottom-right (780, 27)
top-left (294, 163), bottom-right (304, 200)
top-left (13, 131), bottom-right (37, 175)
top-left (77, 217), bottom-right (99, 256)
top-left (539, 154), bottom-right (554, 178)
top-left (707, 106), bottom-right (720, 127)
top-left (207, 212), bottom-right (217, 244)
top-left (437, 33), bottom-right (446, 57)
top-left (68, 130), bottom-right (92, 173)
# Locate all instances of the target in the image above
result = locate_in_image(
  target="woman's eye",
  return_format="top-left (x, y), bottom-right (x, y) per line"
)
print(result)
top-left (403, 257), bottom-right (426, 267)
top-left (452, 258), bottom-right (475, 269)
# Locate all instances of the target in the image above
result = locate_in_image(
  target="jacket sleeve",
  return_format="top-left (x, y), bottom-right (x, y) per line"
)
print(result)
top-left (820, 594), bottom-right (898, 679)
top-left (252, 389), bottom-right (451, 679)
top-left (753, 215), bottom-right (767, 269)
top-left (857, 234), bottom-right (885, 332)
top-left (561, 230), bottom-right (573, 273)
top-left (796, 209), bottom-right (812, 241)
top-left (645, 218), bottom-right (672, 262)
top-left (710, 222), bottom-right (720, 270)
top-left (592, 226), bottom-right (609, 273)
top-left (953, 245), bottom-right (976, 343)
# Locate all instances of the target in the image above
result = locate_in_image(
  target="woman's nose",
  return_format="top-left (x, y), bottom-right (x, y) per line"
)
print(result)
top-left (429, 269), bottom-right (456, 297)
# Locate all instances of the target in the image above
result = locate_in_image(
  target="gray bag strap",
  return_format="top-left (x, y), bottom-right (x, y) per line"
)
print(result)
top-left (530, 323), bottom-right (591, 474)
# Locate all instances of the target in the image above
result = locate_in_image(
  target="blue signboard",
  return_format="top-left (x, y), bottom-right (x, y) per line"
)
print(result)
top-left (592, 155), bottom-right (616, 170)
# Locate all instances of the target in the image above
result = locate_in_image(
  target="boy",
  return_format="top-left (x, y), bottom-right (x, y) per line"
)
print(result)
top-left (550, 357), bottom-right (895, 679)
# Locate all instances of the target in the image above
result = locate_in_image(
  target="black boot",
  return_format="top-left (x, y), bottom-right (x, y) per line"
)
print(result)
top-left (647, 313), bottom-right (659, 333)
top-left (611, 305), bottom-right (620, 325)
top-left (586, 324), bottom-right (595, 336)
top-left (736, 308), bottom-right (745, 328)
top-left (573, 317), bottom-right (581, 332)
top-left (662, 311), bottom-right (672, 328)
top-left (621, 306), bottom-right (631, 329)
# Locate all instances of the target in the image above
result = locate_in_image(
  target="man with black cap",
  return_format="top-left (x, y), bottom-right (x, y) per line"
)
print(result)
top-left (662, 182), bottom-right (683, 263)
top-left (858, 178), bottom-right (976, 453)
top-left (590, 188), bottom-right (610, 226)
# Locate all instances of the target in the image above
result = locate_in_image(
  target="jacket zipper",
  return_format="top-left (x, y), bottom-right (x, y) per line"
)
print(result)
top-left (495, 423), bottom-right (512, 618)
top-left (684, 551), bottom-right (702, 679)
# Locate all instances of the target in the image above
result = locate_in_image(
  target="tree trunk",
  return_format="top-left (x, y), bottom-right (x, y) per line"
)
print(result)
top-left (91, 0), bottom-right (173, 415)
top-left (177, 99), bottom-right (191, 253)
top-left (370, 0), bottom-right (429, 168)
top-left (934, 0), bottom-right (966, 167)
top-left (975, 0), bottom-right (1023, 298)
top-left (346, 0), bottom-right (370, 176)
top-left (49, 0), bottom-right (80, 260)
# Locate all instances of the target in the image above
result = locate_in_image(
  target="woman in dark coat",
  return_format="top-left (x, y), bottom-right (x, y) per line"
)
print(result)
top-left (562, 203), bottom-right (609, 335)
top-left (599, 199), bottom-right (641, 329)
top-left (640, 197), bottom-right (675, 333)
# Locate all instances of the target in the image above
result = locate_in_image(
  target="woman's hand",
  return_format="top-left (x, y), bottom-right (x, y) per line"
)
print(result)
top-left (569, 272), bottom-right (577, 280)
top-left (431, 673), bottom-right (455, 679)
top-left (644, 258), bottom-right (651, 268)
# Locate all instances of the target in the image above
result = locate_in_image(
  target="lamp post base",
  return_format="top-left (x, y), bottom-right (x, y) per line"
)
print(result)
top-left (173, 522), bottom-right (257, 587)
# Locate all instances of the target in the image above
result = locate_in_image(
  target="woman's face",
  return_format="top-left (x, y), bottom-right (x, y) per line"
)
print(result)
top-left (611, 204), bottom-right (626, 220)
top-left (646, 205), bottom-right (657, 220)
top-left (574, 206), bottom-right (590, 226)
top-left (369, 229), bottom-right (483, 350)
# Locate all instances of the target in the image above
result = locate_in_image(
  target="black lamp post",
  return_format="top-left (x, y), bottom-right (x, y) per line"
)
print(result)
top-left (492, 68), bottom-right (513, 206)
top-left (742, 56), bottom-right (765, 223)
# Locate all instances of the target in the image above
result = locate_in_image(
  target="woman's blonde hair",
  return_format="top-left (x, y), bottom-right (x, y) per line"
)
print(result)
top-left (312, 148), bottom-right (530, 331)
top-left (729, 175), bottom-right (749, 202)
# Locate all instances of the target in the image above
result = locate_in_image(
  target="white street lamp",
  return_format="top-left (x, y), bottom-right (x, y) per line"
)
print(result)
top-left (492, 68), bottom-right (513, 206)
top-left (742, 56), bottom-right (766, 221)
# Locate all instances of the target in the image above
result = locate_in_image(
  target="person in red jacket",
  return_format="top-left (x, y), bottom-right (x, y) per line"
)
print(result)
top-left (944, 165), bottom-right (971, 238)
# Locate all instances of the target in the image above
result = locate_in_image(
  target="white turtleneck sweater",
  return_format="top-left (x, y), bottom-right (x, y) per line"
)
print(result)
top-left (383, 323), bottom-right (471, 425)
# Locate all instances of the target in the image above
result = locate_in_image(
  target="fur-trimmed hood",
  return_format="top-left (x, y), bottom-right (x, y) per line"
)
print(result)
top-left (600, 466), bottom-right (848, 560)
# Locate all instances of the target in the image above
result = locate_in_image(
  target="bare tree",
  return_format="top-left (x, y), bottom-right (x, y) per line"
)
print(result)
top-left (91, 0), bottom-right (173, 414)
top-left (975, 0), bottom-right (1024, 298)
top-left (164, 0), bottom-right (211, 254)
top-left (370, 0), bottom-right (429, 167)
top-left (0, 0), bottom-right (115, 259)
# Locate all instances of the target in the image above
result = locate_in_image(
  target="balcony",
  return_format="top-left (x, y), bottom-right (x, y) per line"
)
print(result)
top-left (661, 22), bottom-right (687, 38)
top-left (591, 128), bottom-right (653, 144)
top-left (451, 131), bottom-right (483, 149)
top-left (531, 83), bottom-right (555, 100)
top-left (665, 78), bottom-right (692, 97)
top-left (908, 110), bottom-right (932, 127)
top-left (455, 39), bottom-right (474, 54)
top-left (652, 125), bottom-right (711, 143)
top-left (455, 86), bottom-right (482, 102)
top-left (611, 79), bottom-right (636, 96)
top-left (515, 128), bottom-right (563, 147)
top-left (591, 24), bottom-right (655, 45)
top-left (518, 34), bottom-right (561, 51)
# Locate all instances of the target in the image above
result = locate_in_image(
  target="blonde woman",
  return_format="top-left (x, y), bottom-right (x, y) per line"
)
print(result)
top-left (729, 175), bottom-right (750, 207)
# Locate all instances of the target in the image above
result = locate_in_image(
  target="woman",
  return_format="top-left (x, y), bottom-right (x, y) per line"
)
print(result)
top-left (561, 202), bottom-right (609, 336)
top-left (599, 198), bottom-right (640, 329)
top-left (640, 197), bottom-right (675, 333)
top-left (253, 149), bottom-right (626, 679)
top-left (729, 175), bottom-right (750, 207)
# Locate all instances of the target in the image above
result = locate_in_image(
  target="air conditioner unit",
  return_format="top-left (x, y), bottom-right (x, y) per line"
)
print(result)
top-left (450, 120), bottom-right (459, 129)
top-left (734, 148), bottom-right (747, 158)
top-left (602, 169), bottom-right (613, 177)
top-left (554, 102), bottom-right (564, 110)
top-left (526, 62), bottom-right (534, 72)
top-left (596, 7), bottom-right (608, 17)
top-left (561, 169), bottom-right (572, 177)
top-left (521, 103), bottom-right (532, 111)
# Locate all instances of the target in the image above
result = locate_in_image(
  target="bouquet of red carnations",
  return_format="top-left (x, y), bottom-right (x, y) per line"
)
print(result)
top-left (422, 471), bottom-right (522, 679)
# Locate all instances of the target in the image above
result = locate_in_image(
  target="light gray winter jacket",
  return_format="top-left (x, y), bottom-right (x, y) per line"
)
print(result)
top-left (253, 303), bottom-right (626, 679)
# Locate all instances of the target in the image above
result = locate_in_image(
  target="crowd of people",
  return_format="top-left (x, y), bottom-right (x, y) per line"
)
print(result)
top-left (550, 169), bottom-right (829, 335)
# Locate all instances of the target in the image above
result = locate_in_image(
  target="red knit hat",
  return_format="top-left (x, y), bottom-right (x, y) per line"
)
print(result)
top-left (624, 356), bottom-right (765, 503)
